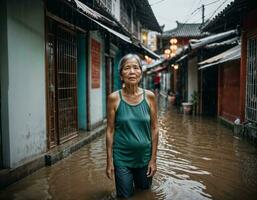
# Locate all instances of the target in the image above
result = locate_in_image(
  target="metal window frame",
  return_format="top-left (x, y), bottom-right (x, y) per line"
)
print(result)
top-left (246, 36), bottom-right (257, 123)
top-left (46, 17), bottom-right (78, 148)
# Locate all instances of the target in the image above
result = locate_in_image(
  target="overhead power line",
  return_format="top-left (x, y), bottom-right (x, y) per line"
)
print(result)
top-left (205, 0), bottom-right (222, 7)
top-left (191, 0), bottom-right (221, 15)
top-left (207, 0), bottom-right (230, 21)
top-left (150, 0), bottom-right (167, 6)
top-left (181, 0), bottom-right (223, 26)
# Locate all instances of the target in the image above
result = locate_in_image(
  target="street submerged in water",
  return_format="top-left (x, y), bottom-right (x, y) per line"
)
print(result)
top-left (1, 96), bottom-right (257, 200)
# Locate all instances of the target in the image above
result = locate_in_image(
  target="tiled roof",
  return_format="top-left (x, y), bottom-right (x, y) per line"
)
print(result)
top-left (162, 21), bottom-right (208, 38)
top-left (198, 44), bottom-right (241, 70)
top-left (134, 0), bottom-right (162, 33)
top-left (201, 0), bottom-right (253, 32)
top-left (189, 29), bottom-right (238, 49)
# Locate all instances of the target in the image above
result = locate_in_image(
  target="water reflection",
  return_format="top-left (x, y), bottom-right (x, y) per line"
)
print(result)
top-left (1, 96), bottom-right (257, 200)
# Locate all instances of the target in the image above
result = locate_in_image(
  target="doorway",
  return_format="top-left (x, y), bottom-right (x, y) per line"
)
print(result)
top-left (0, 84), bottom-right (2, 168)
top-left (46, 18), bottom-right (78, 148)
top-left (202, 67), bottom-right (218, 116)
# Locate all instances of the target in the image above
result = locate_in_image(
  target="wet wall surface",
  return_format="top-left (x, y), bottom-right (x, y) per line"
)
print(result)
top-left (1, 96), bottom-right (257, 200)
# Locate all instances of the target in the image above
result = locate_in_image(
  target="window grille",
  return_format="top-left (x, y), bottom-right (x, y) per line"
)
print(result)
top-left (46, 19), bottom-right (78, 147)
top-left (99, 0), bottom-right (112, 13)
top-left (246, 36), bottom-right (257, 123)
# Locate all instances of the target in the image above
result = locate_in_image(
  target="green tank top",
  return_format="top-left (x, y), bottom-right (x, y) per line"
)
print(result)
top-left (113, 89), bottom-right (152, 168)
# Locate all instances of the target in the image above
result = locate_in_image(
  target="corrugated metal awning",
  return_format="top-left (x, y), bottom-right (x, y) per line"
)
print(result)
top-left (73, 0), bottom-right (117, 26)
top-left (176, 54), bottom-right (188, 62)
top-left (140, 44), bottom-right (160, 59)
top-left (72, 0), bottom-right (132, 44)
top-left (198, 44), bottom-right (241, 70)
top-left (147, 65), bottom-right (167, 75)
top-left (189, 29), bottom-right (238, 50)
top-left (92, 19), bottom-right (132, 44)
top-left (205, 37), bottom-right (239, 49)
top-left (143, 59), bottom-right (166, 71)
top-left (71, 0), bottom-right (160, 59)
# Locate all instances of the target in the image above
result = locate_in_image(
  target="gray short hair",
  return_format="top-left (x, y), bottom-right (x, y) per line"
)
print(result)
top-left (119, 54), bottom-right (142, 75)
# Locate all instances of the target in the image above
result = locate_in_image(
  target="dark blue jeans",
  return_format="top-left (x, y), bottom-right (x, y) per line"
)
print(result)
top-left (114, 166), bottom-right (152, 198)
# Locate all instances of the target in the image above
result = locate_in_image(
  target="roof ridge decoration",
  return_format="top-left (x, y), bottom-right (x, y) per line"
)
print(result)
top-left (162, 22), bottom-right (207, 38)
top-left (189, 29), bottom-right (238, 50)
top-left (202, 0), bottom-right (235, 29)
top-left (73, 0), bottom-right (118, 27)
top-left (176, 21), bottom-right (203, 26)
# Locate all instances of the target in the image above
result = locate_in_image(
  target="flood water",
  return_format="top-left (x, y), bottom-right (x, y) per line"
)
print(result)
top-left (1, 96), bottom-right (257, 200)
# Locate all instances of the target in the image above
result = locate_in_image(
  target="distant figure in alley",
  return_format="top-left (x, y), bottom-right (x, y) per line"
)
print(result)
top-left (106, 54), bottom-right (159, 198)
top-left (154, 73), bottom-right (161, 94)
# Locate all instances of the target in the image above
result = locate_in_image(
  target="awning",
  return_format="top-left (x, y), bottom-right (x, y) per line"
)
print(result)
top-left (189, 29), bottom-right (238, 50)
top-left (143, 58), bottom-right (166, 71)
top-left (92, 19), bottom-right (132, 44)
top-left (152, 66), bottom-right (167, 73)
top-left (198, 44), bottom-right (241, 70)
top-left (139, 44), bottom-right (160, 59)
top-left (72, 0), bottom-right (160, 59)
top-left (73, 0), bottom-right (117, 27)
top-left (72, 0), bottom-right (132, 44)
top-left (176, 54), bottom-right (188, 63)
top-left (147, 65), bottom-right (167, 75)
top-left (205, 37), bottom-right (239, 49)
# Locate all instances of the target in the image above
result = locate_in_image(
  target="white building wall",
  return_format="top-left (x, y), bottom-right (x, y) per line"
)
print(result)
top-left (188, 57), bottom-right (198, 101)
top-left (89, 31), bottom-right (104, 126)
top-left (112, 0), bottom-right (120, 21)
top-left (147, 31), bottom-right (158, 51)
top-left (6, 0), bottom-right (46, 168)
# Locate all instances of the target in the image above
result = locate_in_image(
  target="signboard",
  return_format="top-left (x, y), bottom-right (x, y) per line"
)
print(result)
top-left (91, 38), bottom-right (101, 88)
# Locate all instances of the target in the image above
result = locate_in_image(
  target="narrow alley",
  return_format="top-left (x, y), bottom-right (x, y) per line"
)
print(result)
top-left (1, 96), bottom-right (257, 200)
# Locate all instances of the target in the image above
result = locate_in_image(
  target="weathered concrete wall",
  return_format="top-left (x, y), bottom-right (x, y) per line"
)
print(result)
top-left (112, 0), bottom-right (120, 21)
top-left (5, 0), bottom-right (46, 168)
top-left (188, 57), bottom-right (198, 101)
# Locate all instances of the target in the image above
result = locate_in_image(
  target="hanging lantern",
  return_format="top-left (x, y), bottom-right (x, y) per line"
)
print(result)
top-left (170, 38), bottom-right (178, 44)
top-left (170, 44), bottom-right (177, 51)
top-left (164, 49), bottom-right (171, 55)
top-left (148, 57), bottom-right (152, 64)
top-left (164, 54), bottom-right (170, 59)
top-left (170, 52), bottom-right (176, 57)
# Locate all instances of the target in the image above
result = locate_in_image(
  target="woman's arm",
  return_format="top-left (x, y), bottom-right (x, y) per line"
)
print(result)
top-left (146, 90), bottom-right (159, 177)
top-left (106, 93), bottom-right (117, 180)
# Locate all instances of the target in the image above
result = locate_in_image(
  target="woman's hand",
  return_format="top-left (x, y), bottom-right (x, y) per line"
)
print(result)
top-left (147, 159), bottom-right (157, 177)
top-left (106, 162), bottom-right (114, 180)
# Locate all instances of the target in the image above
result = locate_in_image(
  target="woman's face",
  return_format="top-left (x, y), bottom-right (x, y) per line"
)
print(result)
top-left (121, 58), bottom-right (142, 85)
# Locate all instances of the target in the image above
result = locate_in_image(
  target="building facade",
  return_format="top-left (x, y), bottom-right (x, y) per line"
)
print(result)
top-left (0, 0), bottom-right (160, 183)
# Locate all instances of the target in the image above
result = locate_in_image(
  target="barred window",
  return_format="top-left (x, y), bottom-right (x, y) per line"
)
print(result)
top-left (99, 0), bottom-right (112, 13)
top-left (246, 36), bottom-right (257, 123)
top-left (106, 0), bottom-right (112, 12)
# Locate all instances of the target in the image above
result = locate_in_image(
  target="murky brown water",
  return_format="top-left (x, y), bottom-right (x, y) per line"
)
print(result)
top-left (1, 96), bottom-right (257, 200)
